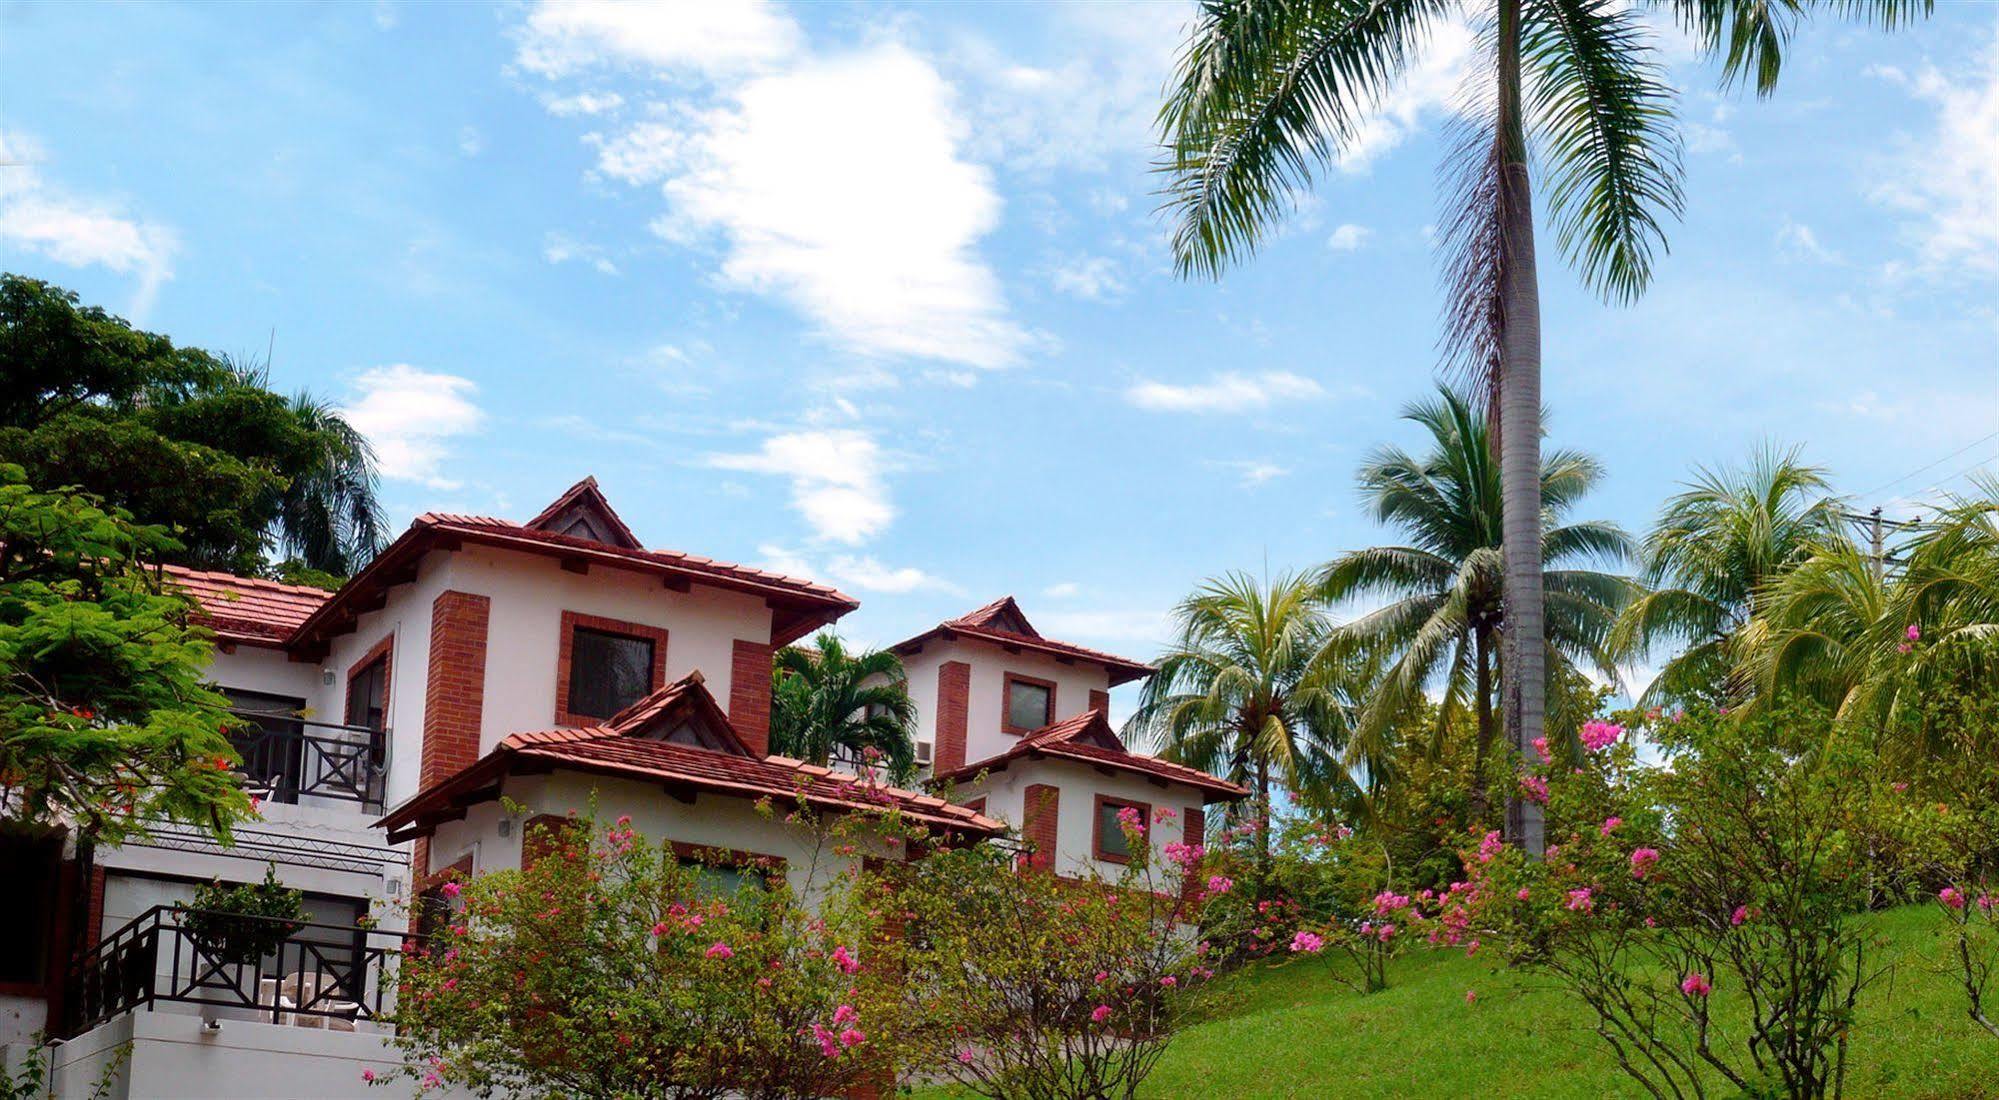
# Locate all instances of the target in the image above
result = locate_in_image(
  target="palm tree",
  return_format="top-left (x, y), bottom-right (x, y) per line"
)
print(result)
top-left (1318, 386), bottom-right (1632, 815)
top-left (769, 633), bottom-right (920, 784)
top-left (1126, 571), bottom-right (1359, 878)
top-left (272, 391), bottom-right (388, 576)
top-left (1611, 446), bottom-right (1845, 704)
top-left (1157, 0), bottom-right (1926, 853)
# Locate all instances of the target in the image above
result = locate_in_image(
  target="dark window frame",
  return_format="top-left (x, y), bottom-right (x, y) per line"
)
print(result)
top-left (1092, 793), bottom-right (1151, 865)
top-left (1001, 673), bottom-right (1058, 735)
top-left (555, 611), bottom-right (668, 726)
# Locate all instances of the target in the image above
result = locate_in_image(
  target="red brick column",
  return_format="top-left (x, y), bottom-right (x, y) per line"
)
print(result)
top-left (1022, 784), bottom-right (1059, 872)
top-left (1181, 806), bottom-right (1206, 902)
top-left (422, 591), bottom-right (490, 790)
top-left (730, 639), bottom-right (773, 756)
top-left (1088, 688), bottom-right (1110, 715)
top-left (935, 661), bottom-right (970, 774)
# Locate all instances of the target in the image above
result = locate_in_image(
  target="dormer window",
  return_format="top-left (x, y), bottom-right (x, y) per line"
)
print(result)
top-left (1002, 673), bottom-right (1056, 735)
top-left (556, 612), bottom-right (669, 726)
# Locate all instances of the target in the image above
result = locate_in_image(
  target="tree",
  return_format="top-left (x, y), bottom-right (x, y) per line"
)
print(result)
top-left (768, 633), bottom-right (919, 783)
top-left (1611, 446), bottom-right (1844, 704)
top-left (0, 275), bottom-right (384, 576)
top-left (1318, 386), bottom-right (1632, 814)
top-left (0, 466), bottom-right (251, 846)
top-left (1126, 571), bottom-right (1357, 874)
top-left (1156, 0), bottom-right (1926, 855)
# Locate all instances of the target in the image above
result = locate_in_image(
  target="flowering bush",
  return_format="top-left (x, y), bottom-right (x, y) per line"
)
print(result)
top-left (893, 810), bottom-right (1216, 1098)
top-left (386, 807), bottom-right (908, 1098)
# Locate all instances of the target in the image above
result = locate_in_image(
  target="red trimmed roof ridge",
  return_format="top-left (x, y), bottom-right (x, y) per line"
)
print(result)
top-left (891, 598), bottom-right (1153, 686)
top-left (930, 709), bottom-right (1246, 802)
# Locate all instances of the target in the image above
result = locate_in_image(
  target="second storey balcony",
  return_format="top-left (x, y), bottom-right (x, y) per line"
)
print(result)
top-left (226, 708), bottom-right (390, 815)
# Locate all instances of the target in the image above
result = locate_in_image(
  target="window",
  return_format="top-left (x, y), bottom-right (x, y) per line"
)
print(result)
top-left (1002, 673), bottom-right (1056, 734)
top-left (345, 656), bottom-right (388, 731)
top-left (568, 628), bottom-right (656, 720)
top-left (0, 835), bottom-right (58, 989)
top-left (671, 843), bottom-right (783, 899)
top-left (1093, 795), bottom-right (1150, 864)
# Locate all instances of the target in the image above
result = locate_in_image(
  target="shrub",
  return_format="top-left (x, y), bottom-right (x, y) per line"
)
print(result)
top-left (178, 865), bottom-right (305, 965)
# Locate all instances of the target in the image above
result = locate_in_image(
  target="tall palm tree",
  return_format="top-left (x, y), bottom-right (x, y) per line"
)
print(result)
top-left (1126, 571), bottom-right (1359, 877)
top-left (273, 391), bottom-right (388, 576)
top-left (769, 633), bottom-right (920, 784)
top-left (1318, 386), bottom-right (1632, 814)
top-left (1611, 446), bottom-right (1845, 704)
top-left (1157, 0), bottom-right (1926, 854)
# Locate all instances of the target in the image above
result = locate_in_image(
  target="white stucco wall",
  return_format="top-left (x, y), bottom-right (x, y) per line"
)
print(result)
top-left (949, 758), bottom-right (1206, 883)
top-left (899, 638), bottom-right (1113, 768)
top-left (37, 1009), bottom-right (424, 1100)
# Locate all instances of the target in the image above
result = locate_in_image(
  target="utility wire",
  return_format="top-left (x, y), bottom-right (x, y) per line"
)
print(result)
top-left (1851, 430), bottom-right (1999, 500)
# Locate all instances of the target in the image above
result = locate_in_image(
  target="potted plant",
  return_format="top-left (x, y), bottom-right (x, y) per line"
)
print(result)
top-left (177, 865), bottom-right (307, 965)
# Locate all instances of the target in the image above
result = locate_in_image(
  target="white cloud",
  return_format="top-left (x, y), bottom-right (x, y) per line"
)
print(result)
top-left (1327, 223), bottom-right (1373, 252)
top-left (1047, 254), bottom-right (1126, 301)
top-left (1776, 219), bottom-right (1842, 265)
top-left (542, 231), bottom-right (619, 274)
top-left (1126, 370), bottom-right (1326, 414)
top-left (1870, 33), bottom-right (1999, 276)
top-left (541, 91), bottom-right (625, 116)
top-left (339, 365), bottom-right (485, 490)
top-left (1213, 459), bottom-right (1291, 486)
top-left (1334, 16), bottom-right (1479, 173)
top-left (457, 126), bottom-right (485, 157)
top-left (515, 0), bottom-right (801, 79)
top-left (706, 429), bottom-right (894, 544)
top-left (0, 130), bottom-right (177, 317)
top-left (1043, 581), bottom-right (1081, 598)
top-left (756, 544), bottom-right (956, 595)
top-left (1037, 608), bottom-right (1172, 647)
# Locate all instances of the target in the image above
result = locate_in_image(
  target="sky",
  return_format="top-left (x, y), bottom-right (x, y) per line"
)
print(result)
top-left (3, 0), bottom-right (1995, 711)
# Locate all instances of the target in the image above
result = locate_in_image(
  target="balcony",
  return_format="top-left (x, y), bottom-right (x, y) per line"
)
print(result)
top-left (61, 905), bottom-right (410, 1040)
top-left (227, 710), bottom-right (389, 814)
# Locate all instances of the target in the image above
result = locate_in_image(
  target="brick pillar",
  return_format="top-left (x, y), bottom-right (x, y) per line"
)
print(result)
top-left (1181, 805), bottom-right (1206, 902)
top-left (1022, 784), bottom-right (1059, 872)
top-left (935, 661), bottom-right (970, 774)
top-left (730, 639), bottom-right (773, 756)
top-left (422, 590), bottom-right (490, 790)
top-left (1088, 688), bottom-right (1110, 715)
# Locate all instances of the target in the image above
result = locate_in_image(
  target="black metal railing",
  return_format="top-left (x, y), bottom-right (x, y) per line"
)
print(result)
top-left (62, 906), bottom-right (411, 1039)
top-left (228, 710), bottom-right (389, 811)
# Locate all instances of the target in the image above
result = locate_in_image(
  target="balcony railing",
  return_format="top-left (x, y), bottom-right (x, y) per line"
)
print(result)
top-left (228, 709), bottom-right (389, 812)
top-left (61, 905), bottom-right (411, 1040)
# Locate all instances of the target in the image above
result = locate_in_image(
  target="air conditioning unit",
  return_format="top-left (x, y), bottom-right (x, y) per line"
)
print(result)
top-left (915, 741), bottom-right (933, 765)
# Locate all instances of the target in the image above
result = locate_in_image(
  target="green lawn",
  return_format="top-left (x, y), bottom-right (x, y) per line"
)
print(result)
top-left (922, 906), bottom-right (1999, 1098)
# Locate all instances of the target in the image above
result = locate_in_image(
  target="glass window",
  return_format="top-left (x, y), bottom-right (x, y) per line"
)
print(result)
top-left (1095, 799), bottom-right (1145, 862)
top-left (345, 658), bottom-right (388, 730)
top-left (1006, 678), bottom-right (1052, 732)
top-left (0, 836), bottom-right (58, 986)
top-left (568, 628), bottom-right (655, 719)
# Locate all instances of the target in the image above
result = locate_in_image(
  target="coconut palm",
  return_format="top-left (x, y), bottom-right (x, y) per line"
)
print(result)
top-left (1126, 571), bottom-right (1361, 874)
top-left (769, 633), bottom-right (920, 784)
top-left (1157, 0), bottom-right (1926, 854)
top-left (271, 390), bottom-right (388, 576)
top-left (1747, 537), bottom-right (1889, 716)
top-left (1317, 386), bottom-right (1632, 814)
top-left (1611, 446), bottom-right (1845, 704)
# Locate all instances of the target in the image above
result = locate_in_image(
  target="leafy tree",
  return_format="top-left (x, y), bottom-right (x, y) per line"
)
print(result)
top-left (1611, 446), bottom-right (1845, 704)
top-left (1126, 571), bottom-right (1358, 873)
top-left (768, 633), bottom-right (918, 782)
top-left (0, 466), bottom-right (250, 846)
top-left (1156, 0), bottom-right (1926, 854)
top-left (0, 275), bottom-right (384, 576)
top-left (1318, 386), bottom-right (1632, 814)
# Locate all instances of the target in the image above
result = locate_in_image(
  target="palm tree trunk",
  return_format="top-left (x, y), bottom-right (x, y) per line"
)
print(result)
top-left (1471, 623), bottom-right (1495, 821)
top-left (1495, 0), bottom-right (1546, 856)
top-left (1255, 754), bottom-right (1272, 886)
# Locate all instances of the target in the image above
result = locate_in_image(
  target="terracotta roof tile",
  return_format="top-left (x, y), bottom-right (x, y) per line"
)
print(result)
top-left (892, 599), bottom-right (1154, 686)
top-left (930, 709), bottom-right (1246, 802)
top-left (161, 565), bottom-right (332, 646)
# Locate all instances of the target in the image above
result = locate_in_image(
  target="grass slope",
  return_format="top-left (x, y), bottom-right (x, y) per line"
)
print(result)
top-left (1142, 906), bottom-right (1996, 1098)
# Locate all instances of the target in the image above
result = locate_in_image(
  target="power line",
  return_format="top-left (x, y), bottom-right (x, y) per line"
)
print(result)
top-left (1852, 430), bottom-right (1999, 500)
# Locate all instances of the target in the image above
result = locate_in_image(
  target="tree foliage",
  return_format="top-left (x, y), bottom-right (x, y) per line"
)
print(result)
top-left (768, 632), bottom-right (919, 783)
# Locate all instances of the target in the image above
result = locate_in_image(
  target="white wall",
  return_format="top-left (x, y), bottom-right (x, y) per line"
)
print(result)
top-left (39, 1009), bottom-right (427, 1100)
top-left (951, 758), bottom-right (1205, 883)
top-left (901, 639), bottom-right (1112, 767)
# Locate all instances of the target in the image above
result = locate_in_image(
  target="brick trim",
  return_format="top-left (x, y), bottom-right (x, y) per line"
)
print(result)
top-left (728, 639), bottom-right (772, 756)
top-left (1021, 784), bottom-right (1059, 872)
top-left (1092, 793), bottom-right (1151, 865)
top-left (555, 610), bottom-right (669, 726)
top-left (345, 633), bottom-right (394, 729)
top-left (1001, 672), bottom-right (1058, 735)
top-left (1180, 806), bottom-right (1205, 902)
top-left (1088, 688), bottom-right (1110, 715)
top-left (422, 591), bottom-right (490, 791)
top-left (961, 796), bottom-right (986, 816)
top-left (935, 661), bottom-right (970, 772)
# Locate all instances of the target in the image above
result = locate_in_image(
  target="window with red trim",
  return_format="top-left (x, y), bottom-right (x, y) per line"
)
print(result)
top-left (1002, 673), bottom-right (1056, 734)
top-left (1092, 794), bottom-right (1150, 864)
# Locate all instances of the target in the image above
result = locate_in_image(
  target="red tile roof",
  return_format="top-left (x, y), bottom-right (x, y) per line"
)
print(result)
top-left (380, 674), bottom-right (1004, 842)
top-left (891, 597), bottom-right (1154, 686)
top-left (523, 475), bottom-right (644, 549)
top-left (929, 709), bottom-right (1246, 802)
top-left (161, 565), bottom-right (332, 647)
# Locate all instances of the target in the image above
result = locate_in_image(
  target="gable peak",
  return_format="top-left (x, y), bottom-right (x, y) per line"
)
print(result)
top-left (525, 476), bottom-right (644, 550)
top-left (949, 595), bottom-right (1039, 637)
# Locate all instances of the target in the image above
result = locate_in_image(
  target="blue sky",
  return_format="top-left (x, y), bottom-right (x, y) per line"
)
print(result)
top-left (3, 1), bottom-right (1995, 702)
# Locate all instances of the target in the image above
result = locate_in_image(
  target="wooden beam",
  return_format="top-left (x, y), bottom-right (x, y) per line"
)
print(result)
top-left (661, 574), bottom-right (691, 593)
top-left (560, 557), bottom-right (590, 575)
top-left (662, 782), bottom-right (699, 805)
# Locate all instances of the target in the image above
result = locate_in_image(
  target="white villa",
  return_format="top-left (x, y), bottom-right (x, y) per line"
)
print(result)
top-left (9, 477), bottom-right (1241, 1098)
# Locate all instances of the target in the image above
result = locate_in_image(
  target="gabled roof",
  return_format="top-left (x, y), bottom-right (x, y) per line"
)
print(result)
top-left (524, 476), bottom-right (644, 550)
top-left (929, 709), bottom-right (1247, 803)
top-left (161, 565), bottom-right (332, 648)
top-left (380, 673), bottom-right (1004, 843)
top-left (289, 479), bottom-right (858, 655)
top-left (890, 598), bottom-right (1154, 686)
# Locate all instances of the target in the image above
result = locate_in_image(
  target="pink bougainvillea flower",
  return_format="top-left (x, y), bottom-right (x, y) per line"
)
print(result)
top-left (1565, 887), bottom-right (1595, 913)
top-left (1897, 642), bottom-right (1912, 654)
top-left (1531, 735), bottom-right (1551, 762)
top-left (1681, 972), bottom-right (1711, 997)
top-left (1289, 931), bottom-right (1325, 954)
top-left (1580, 720), bottom-right (1624, 752)
top-left (839, 1027), bottom-right (866, 1048)
top-left (440, 881), bottom-right (462, 899)
top-left (1160, 975), bottom-right (1178, 987)
top-left (831, 945), bottom-right (861, 974)
top-left (1518, 775), bottom-right (1550, 805)
top-left (1730, 905), bottom-right (1750, 927)
top-left (1516, 887), bottom-right (1532, 901)
top-left (361, 1070), bottom-right (376, 1083)
top-left (1600, 816), bottom-right (1623, 836)
top-left (833, 1003), bottom-right (859, 1025)
top-left (1630, 848), bottom-right (1661, 879)
top-left (1465, 989), bottom-right (1477, 1005)
top-left (958, 1049), bottom-right (977, 1065)
top-left (1091, 1004), bottom-right (1113, 1023)
top-left (1477, 830), bottom-right (1505, 864)
top-left (1093, 970), bottom-right (1109, 983)
top-left (651, 921), bottom-right (668, 937)
top-left (1940, 887), bottom-right (1967, 910)
top-left (1907, 623), bottom-right (1921, 641)
top-left (1205, 874), bottom-right (1235, 897)
top-left (705, 942), bottom-right (735, 960)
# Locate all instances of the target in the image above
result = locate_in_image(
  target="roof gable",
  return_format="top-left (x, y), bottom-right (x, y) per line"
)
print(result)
top-left (604, 671), bottom-right (752, 756)
top-left (949, 596), bottom-right (1039, 637)
top-left (524, 476), bottom-right (643, 550)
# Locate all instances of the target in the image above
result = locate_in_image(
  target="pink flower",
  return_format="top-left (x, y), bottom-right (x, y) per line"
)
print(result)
top-left (831, 945), bottom-right (861, 974)
top-left (1205, 875), bottom-right (1235, 897)
top-left (1091, 1004), bottom-right (1113, 1023)
top-left (616, 814), bottom-right (631, 826)
top-left (839, 1027), bottom-right (866, 1048)
top-left (1160, 975), bottom-right (1178, 988)
top-left (1516, 887), bottom-right (1532, 901)
top-left (958, 1049), bottom-right (977, 1065)
top-left (705, 942), bottom-right (735, 960)
top-left (1681, 972), bottom-right (1711, 997)
top-left (1477, 830), bottom-right (1505, 864)
top-left (1093, 970), bottom-right (1109, 983)
top-left (1630, 848), bottom-right (1661, 879)
top-left (1565, 887), bottom-right (1595, 913)
top-left (1580, 720), bottom-right (1624, 753)
top-left (1600, 816), bottom-right (1622, 836)
top-left (1907, 623), bottom-right (1922, 641)
top-left (1116, 805), bottom-right (1143, 828)
top-left (833, 1003), bottom-right (859, 1025)
top-left (1289, 931), bottom-right (1325, 954)
top-left (1531, 736), bottom-right (1551, 763)
top-left (1897, 642), bottom-right (1912, 654)
top-left (1518, 775), bottom-right (1549, 805)
top-left (361, 1070), bottom-right (376, 1083)
top-left (1979, 893), bottom-right (1995, 913)
top-left (1730, 905), bottom-right (1750, 927)
top-left (1464, 989), bottom-right (1478, 1005)
top-left (651, 921), bottom-right (668, 937)
top-left (440, 881), bottom-right (462, 899)
top-left (810, 1023), bottom-right (841, 1058)
top-left (1940, 887), bottom-right (1967, 910)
